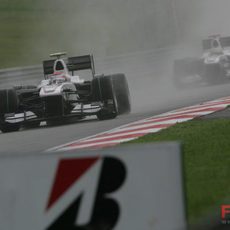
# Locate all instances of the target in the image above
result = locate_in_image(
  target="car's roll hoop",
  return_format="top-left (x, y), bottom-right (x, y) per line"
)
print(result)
top-left (49, 52), bottom-right (67, 59)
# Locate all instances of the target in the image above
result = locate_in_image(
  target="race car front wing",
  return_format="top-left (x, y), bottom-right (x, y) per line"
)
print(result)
top-left (4, 103), bottom-right (102, 123)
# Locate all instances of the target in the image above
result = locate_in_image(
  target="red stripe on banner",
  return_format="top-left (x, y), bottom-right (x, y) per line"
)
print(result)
top-left (46, 157), bottom-right (99, 210)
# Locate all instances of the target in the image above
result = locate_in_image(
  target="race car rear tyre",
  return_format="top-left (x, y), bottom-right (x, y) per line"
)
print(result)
top-left (0, 88), bottom-right (19, 114)
top-left (0, 122), bottom-right (20, 133)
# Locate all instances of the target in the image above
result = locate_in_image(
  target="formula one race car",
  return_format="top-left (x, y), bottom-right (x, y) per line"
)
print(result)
top-left (0, 53), bottom-right (131, 132)
top-left (173, 35), bottom-right (230, 87)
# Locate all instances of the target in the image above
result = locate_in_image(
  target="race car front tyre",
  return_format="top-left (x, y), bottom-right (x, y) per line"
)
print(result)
top-left (93, 74), bottom-right (130, 120)
top-left (110, 74), bottom-right (131, 114)
top-left (0, 88), bottom-right (20, 133)
top-left (0, 88), bottom-right (19, 114)
top-left (95, 76), bottom-right (118, 120)
top-left (0, 122), bottom-right (20, 133)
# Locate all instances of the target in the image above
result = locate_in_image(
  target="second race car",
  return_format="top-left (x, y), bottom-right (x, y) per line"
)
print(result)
top-left (173, 35), bottom-right (230, 87)
top-left (0, 53), bottom-right (131, 132)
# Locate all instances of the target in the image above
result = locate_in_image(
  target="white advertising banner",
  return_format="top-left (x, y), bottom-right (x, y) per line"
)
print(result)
top-left (0, 143), bottom-right (186, 230)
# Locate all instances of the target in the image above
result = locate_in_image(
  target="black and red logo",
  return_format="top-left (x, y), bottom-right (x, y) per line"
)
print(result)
top-left (46, 156), bottom-right (126, 230)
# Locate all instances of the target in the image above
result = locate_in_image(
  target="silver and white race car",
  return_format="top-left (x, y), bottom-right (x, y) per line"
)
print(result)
top-left (173, 35), bottom-right (230, 86)
top-left (0, 53), bottom-right (131, 132)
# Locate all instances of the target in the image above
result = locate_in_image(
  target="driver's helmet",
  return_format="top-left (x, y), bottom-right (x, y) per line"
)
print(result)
top-left (210, 38), bottom-right (223, 54)
top-left (51, 59), bottom-right (70, 81)
top-left (53, 59), bottom-right (68, 74)
top-left (212, 39), bottom-right (220, 48)
top-left (56, 60), bottom-right (64, 70)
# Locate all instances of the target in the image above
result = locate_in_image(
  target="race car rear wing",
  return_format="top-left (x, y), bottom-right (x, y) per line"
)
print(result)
top-left (43, 54), bottom-right (95, 77)
top-left (43, 59), bottom-right (55, 75)
top-left (202, 36), bottom-right (230, 50)
top-left (68, 55), bottom-right (95, 77)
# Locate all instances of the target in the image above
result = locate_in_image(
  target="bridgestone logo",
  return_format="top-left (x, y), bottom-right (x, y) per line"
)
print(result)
top-left (45, 156), bottom-right (126, 230)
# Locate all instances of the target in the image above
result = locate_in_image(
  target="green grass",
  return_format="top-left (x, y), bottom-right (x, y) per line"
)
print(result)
top-left (0, 0), bottom-right (71, 68)
top-left (128, 118), bottom-right (230, 223)
top-left (0, 1), bottom-right (41, 67)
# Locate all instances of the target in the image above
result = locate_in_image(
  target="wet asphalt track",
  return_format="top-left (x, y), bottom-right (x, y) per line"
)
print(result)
top-left (1, 82), bottom-right (230, 155)
top-left (1, 50), bottom-right (230, 155)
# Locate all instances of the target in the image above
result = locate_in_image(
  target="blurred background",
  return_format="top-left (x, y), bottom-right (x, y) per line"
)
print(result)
top-left (0, 0), bottom-right (191, 67)
top-left (1, 0), bottom-right (230, 66)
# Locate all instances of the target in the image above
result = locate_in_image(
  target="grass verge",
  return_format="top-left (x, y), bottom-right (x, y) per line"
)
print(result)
top-left (0, 0), bottom-right (72, 68)
top-left (127, 118), bottom-right (230, 223)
